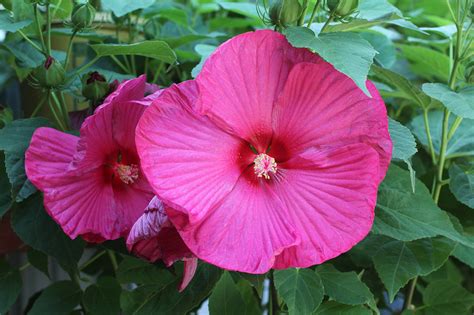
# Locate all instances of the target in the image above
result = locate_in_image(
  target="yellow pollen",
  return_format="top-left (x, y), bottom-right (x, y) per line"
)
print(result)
top-left (115, 164), bottom-right (139, 184)
top-left (253, 153), bottom-right (277, 179)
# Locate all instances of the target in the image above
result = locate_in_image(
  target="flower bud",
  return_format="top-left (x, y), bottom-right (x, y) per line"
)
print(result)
top-left (32, 56), bottom-right (66, 89)
top-left (71, 2), bottom-right (96, 30)
top-left (269, 0), bottom-right (303, 27)
top-left (143, 17), bottom-right (161, 40)
top-left (327, 0), bottom-right (359, 17)
top-left (81, 71), bottom-right (109, 103)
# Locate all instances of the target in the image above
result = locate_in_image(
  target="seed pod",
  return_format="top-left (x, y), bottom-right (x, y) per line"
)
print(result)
top-left (71, 2), bottom-right (96, 30)
top-left (81, 71), bottom-right (110, 104)
top-left (32, 56), bottom-right (66, 89)
top-left (269, 0), bottom-right (304, 27)
top-left (327, 0), bottom-right (359, 18)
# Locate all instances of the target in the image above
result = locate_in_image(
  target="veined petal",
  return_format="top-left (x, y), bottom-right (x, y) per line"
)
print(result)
top-left (272, 62), bottom-right (392, 182)
top-left (196, 30), bottom-right (320, 151)
top-left (136, 81), bottom-right (253, 222)
top-left (272, 143), bottom-right (380, 268)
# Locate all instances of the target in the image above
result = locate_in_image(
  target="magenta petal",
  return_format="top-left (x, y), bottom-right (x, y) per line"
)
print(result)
top-left (272, 62), bottom-right (392, 182)
top-left (272, 143), bottom-right (380, 269)
top-left (196, 30), bottom-right (320, 151)
top-left (178, 258), bottom-right (198, 292)
top-left (101, 75), bottom-right (147, 107)
top-left (167, 167), bottom-right (300, 274)
top-left (136, 81), bottom-right (253, 222)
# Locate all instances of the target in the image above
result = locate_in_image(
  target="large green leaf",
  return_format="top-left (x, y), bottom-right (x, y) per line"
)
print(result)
top-left (191, 44), bottom-right (217, 78)
top-left (373, 237), bottom-right (455, 302)
top-left (410, 110), bottom-right (474, 158)
top-left (448, 161), bottom-right (474, 209)
top-left (388, 118), bottom-right (417, 161)
top-left (50, 0), bottom-right (73, 20)
top-left (0, 153), bottom-right (11, 218)
top-left (28, 281), bottom-right (82, 315)
top-left (371, 65), bottom-right (431, 109)
top-left (284, 27), bottom-right (377, 95)
top-left (421, 280), bottom-right (474, 315)
top-left (315, 301), bottom-right (371, 315)
top-left (217, 1), bottom-right (262, 20)
top-left (423, 84), bottom-right (474, 119)
top-left (0, 11), bottom-right (32, 32)
top-left (116, 256), bottom-right (176, 287)
top-left (373, 165), bottom-right (474, 247)
top-left (316, 264), bottom-right (374, 306)
top-left (101, 0), bottom-right (154, 17)
top-left (83, 277), bottom-right (122, 315)
top-left (274, 268), bottom-right (324, 315)
top-left (360, 31), bottom-right (396, 68)
top-left (91, 41), bottom-right (177, 64)
top-left (10, 194), bottom-right (85, 273)
top-left (209, 272), bottom-right (255, 315)
top-left (0, 260), bottom-right (22, 314)
top-left (27, 248), bottom-right (50, 278)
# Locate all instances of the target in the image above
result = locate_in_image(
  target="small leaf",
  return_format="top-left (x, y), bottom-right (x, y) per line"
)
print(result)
top-left (28, 281), bottom-right (82, 315)
top-left (316, 264), bottom-right (374, 306)
top-left (83, 277), bottom-right (122, 315)
top-left (0, 260), bottom-right (22, 314)
top-left (448, 161), bottom-right (474, 209)
top-left (422, 280), bottom-right (474, 315)
top-left (101, 0), bottom-right (154, 17)
top-left (423, 84), bottom-right (474, 119)
top-left (91, 41), bottom-right (177, 64)
top-left (274, 268), bottom-right (324, 315)
top-left (284, 27), bottom-right (377, 95)
top-left (209, 272), bottom-right (249, 315)
top-left (388, 118), bottom-right (417, 161)
top-left (0, 11), bottom-right (32, 32)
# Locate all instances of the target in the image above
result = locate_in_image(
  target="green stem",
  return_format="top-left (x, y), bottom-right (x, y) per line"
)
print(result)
top-left (46, 3), bottom-right (51, 55)
top-left (19, 262), bottom-right (31, 272)
top-left (31, 94), bottom-right (47, 117)
top-left (306, 0), bottom-right (321, 27)
top-left (107, 250), bottom-right (119, 272)
top-left (47, 91), bottom-right (66, 131)
top-left (433, 108), bottom-right (450, 203)
top-left (51, 91), bottom-right (69, 129)
top-left (320, 11), bottom-right (335, 33)
top-left (64, 30), bottom-right (78, 70)
top-left (447, 116), bottom-right (462, 140)
top-left (34, 3), bottom-right (46, 52)
top-left (297, 0), bottom-right (309, 26)
top-left (422, 109), bottom-right (437, 165)
top-left (405, 276), bottom-right (417, 310)
top-left (79, 251), bottom-right (106, 271)
top-left (110, 55), bottom-right (131, 73)
top-left (17, 30), bottom-right (44, 54)
top-left (75, 56), bottom-right (100, 74)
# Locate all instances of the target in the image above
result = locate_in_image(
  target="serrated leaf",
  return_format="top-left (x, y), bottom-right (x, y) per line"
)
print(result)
top-left (373, 165), bottom-right (474, 248)
top-left (423, 84), bottom-right (474, 119)
top-left (83, 277), bottom-right (121, 315)
top-left (448, 161), bottom-right (474, 209)
top-left (28, 281), bottom-right (82, 315)
top-left (316, 264), bottom-right (374, 306)
top-left (274, 268), bottom-right (324, 315)
top-left (0, 260), bottom-right (22, 314)
top-left (422, 280), bottom-right (474, 315)
top-left (410, 110), bottom-right (474, 158)
top-left (101, 0), bottom-right (154, 17)
top-left (284, 27), bottom-right (377, 95)
top-left (91, 41), bottom-right (177, 64)
top-left (315, 301), bottom-right (371, 315)
top-left (209, 272), bottom-right (251, 315)
top-left (10, 194), bottom-right (85, 274)
top-left (388, 118), bottom-right (417, 161)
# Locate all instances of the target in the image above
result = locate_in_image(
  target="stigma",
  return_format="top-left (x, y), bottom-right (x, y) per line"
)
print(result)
top-left (253, 153), bottom-right (277, 179)
top-left (114, 164), bottom-right (139, 184)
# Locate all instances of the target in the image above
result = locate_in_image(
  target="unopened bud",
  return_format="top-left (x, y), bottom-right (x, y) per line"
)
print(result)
top-left (32, 56), bottom-right (66, 89)
top-left (81, 71), bottom-right (109, 103)
top-left (327, 0), bottom-right (359, 18)
top-left (71, 2), bottom-right (96, 30)
top-left (269, 0), bottom-right (303, 27)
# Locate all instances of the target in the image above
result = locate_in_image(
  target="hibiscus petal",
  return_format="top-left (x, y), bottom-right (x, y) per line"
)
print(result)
top-left (272, 143), bottom-right (380, 269)
top-left (272, 62), bottom-right (392, 182)
top-left (178, 258), bottom-right (198, 292)
top-left (167, 167), bottom-right (300, 274)
top-left (196, 30), bottom-right (320, 151)
top-left (136, 81), bottom-right (253, 222)
top-left (100, 75), bottom-right (146, 108)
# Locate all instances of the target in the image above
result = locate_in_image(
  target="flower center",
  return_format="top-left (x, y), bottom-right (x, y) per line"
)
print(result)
top-left (114, 163), bottom-right (139, 184)
top-left (253, 153), bottom-right (277, 179)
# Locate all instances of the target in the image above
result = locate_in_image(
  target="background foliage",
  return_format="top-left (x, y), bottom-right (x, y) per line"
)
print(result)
top-left (0, 0), bottom-right (473, 314)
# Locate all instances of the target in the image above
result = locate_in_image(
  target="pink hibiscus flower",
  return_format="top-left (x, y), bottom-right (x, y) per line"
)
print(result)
top-left (25, 76), bottom-right (156, 242)
top-left (126, 196), bottom-right (198, 291)
top-left (136, 30), bottom-right (392, 273)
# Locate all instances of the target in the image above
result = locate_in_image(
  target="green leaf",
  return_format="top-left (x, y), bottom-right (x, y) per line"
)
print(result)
top-left (371, 65), bottom-right (431, 109)
top-left (448, 161), bottom-right (474, 209)
top-left (284, 27), bottom-right (377, 96)
top-left (0, 260), bottom-right (22, 314)
top-left (0, 11), bottom-right (32, 32)
top-left (316, 264), bottom-right (374, 306)
top-left (423, 84), bottom-right (474, 119)
top-left (11, 194), bottom-right (85, 274)
top-left (27, 248), bottom-right (50, 278)
top-left (209, 272), bottom-right (251, 315)
top-left (91, 41), bottom-right (177, 64)
top-left (235, 280), bottom-right (262, 314)
top-left (453, 243), bottom-right (474, 268)
top-left (397, 44), bottom-right (452, 83)
top-left (423, 259), bottom-right (463, 284)
top-left (373, 165), bottom-right (474, 247)
top-left (101, 0), bottom-right (154, 17)
top-left (49, 0), bottom-right (73, 20)
top-left (388, 118), bottom-right (417, 161)
top-left (191, 44), bottom-right (217, 78)
top-left (217, 1), bottom-right (262, 20)
top-left (116, 256), bottom-right (176, 287)
top-left (83, 277), bottom-right (122, 315)
top-left (0, 153), bottom-right (11, 218)
top-left (360, 31), bottom-right (396, 68)
top-left (422, 280), bottom-right (474, 315)
top-left (274, 268), bottom-right (324, 315)
top-left (315, 301), bottom-right (371, 315)
top-left (410, 110), bottom-right (474, 158)
top-left (28, 281), bottom-right (82, 315)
